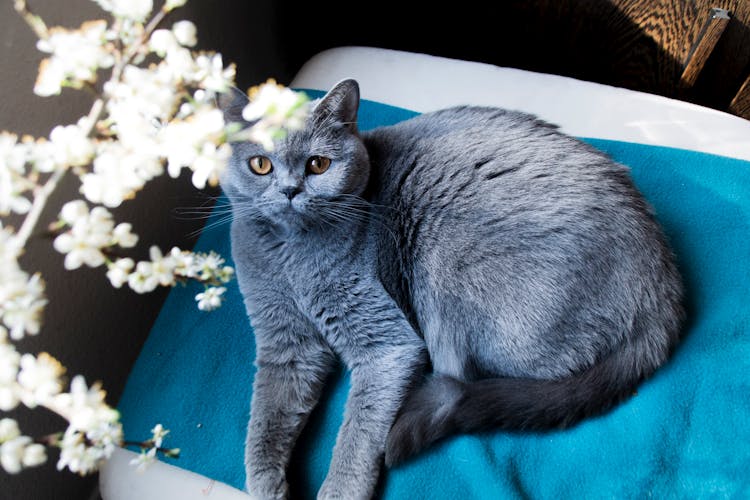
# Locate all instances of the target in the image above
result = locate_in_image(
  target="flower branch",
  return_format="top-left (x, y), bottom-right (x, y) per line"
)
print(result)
top-left (1, 0), bottom-right (310, 477)
top-left (13, 0), bottom-right (49, 40)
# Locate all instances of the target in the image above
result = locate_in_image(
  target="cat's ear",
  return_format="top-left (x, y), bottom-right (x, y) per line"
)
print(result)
top-left (216, 86), bottom-right (250, 125)
top-left (314, 79), bottom-right (360, 132)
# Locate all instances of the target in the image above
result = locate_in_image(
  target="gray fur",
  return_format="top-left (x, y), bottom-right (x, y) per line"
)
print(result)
top-left (219, 80), bottom-right (683, 499)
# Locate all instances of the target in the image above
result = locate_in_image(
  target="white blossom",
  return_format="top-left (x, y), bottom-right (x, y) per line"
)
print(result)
top-left (25, 137), bottom-right (61, 173)
top-left (80, 142), bottom-right (152, 207)
top-left (243, 123), bottom-right (276, 151)
top-left (242, 80), bottom-right (308, 126)
top-left (191, 141), bottom-right (231, 189)
top-left (162, 46), bottom-right (197, 82)
top-left (164, 0), bottom-right (188, 11)
top-left (172, 21), bottom-right (197, 47)
top-left (0, 238), bottom-right (47, 339)
top-left (127, 261), bottom-right (158, 294)
top-left (191, 53), bottom-right (235, 93)
top-left (0, 343), bottom-right (21, 411)
top-left (0, 133), bottom-right (28, 172)
top-left (54, 202), bottom-right (137, 272)
top-left (147, 246), bottom-right (176, 286)
top-left (0, 386), bottom-right (19, 413)
top-left (159, 106), bottom-right (227, 186)
top-left (22, 443), bottom-right (47, 468)
top-left (57, 428), bottom-right (105, 475)
top-left (85, 419), bottom-right (123, 459)
top-left (0, 422), bottom-right (40, 473)
top-left (50, 375), bottom-right (122, 475)
top-left (0, 419), bottom-right (20, 444)
top-left (217, 265), bottom-right (235, 283)
top-left (129, 447), bottom-right (156, 473)
top-left (150, 424), bottom-right (169, 448)
top-left (92, 0), bottom-right (153, 22)
top-left (1, 273), bottom-right (47, 340)
top-left (50, 376), bottom-right (119, 436)
top-left (168, 248), bottom-right (234, 291)
top-left (0, 431), bottom-right (47, 471)
top-left (236, 81), bottom-right (310, 150)
top-left (170, 247), bottom-right (195, 278)
top-left (195, 286), bottom-right (225, 311)
top-left (34, 21), bottom-right (114, 96)
top-left (54, 203), bottom-right (115, 269)
top-left (56, 431), bottom-right (88, 473)
top-left (1, 436), bottom-right (31, 474)
top-left (105, 100), bottom-right (162, 156)
top-left (60, 200), bottom-right (89, 225)
top-left (105, 64), bottom-right (180, 121)
top-left (193, 251), bottom-right (226, 281)
top-left (149, 29), bottom-right (179, 57)
top-left (112, 223), bottom-right (138, 248)
top-left (48, 119), bottom-right (95, 169)
top-left (106, 258), bottom-right (134, 288)
top-left (0, 133), bottom-right (32, 216)
top-left (17, 353), bottom-right (65, 408)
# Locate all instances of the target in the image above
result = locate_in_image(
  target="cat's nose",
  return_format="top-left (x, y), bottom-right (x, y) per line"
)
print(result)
top-left (280, 186), bottom-right (302, 200)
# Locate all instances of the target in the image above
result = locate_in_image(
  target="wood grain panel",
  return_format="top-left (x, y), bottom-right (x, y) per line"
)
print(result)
top-left (613, 0), bottom-right (750, 118)
top-left (680, 8), bottom-right (731, 89)
top-left (729, 73), bottom-right (750, 116)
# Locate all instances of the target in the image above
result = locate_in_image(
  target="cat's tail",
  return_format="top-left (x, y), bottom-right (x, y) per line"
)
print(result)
top-left (384, 333), bottom-right (673, 466)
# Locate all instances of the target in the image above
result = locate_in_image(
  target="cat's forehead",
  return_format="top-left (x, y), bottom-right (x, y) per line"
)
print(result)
top-left (276, 117), bottom-right (345, 159)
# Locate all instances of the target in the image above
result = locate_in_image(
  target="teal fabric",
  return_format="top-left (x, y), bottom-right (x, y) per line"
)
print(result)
top-left (118, 95), bottom-right (750, 498)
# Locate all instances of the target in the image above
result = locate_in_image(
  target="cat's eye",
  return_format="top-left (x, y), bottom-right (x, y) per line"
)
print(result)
top-left (248, 156), bottom-right (272, 175)
top-left (306, 156), bottom-right (331, 175)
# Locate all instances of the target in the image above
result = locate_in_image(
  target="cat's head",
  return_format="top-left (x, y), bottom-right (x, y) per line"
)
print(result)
top-left (219, 79), bottom-right (369, 232)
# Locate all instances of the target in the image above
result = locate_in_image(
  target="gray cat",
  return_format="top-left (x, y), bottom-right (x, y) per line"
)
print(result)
top-left (219, 79), bottom-right (683, 500)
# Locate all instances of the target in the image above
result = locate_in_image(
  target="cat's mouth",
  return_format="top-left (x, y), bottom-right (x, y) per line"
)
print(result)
top-left (266, 198), bottom-right (306, 223)
top-left (284, 198), bottom-right (304, 213)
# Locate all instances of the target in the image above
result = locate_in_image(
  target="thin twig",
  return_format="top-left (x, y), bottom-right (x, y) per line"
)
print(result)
top-left (11, 97), bottom-right (104, 252)
top-left (122, 440), bottom-right (180, 458)
top-left (117, 7), bottom-right (168, 75)
top-left (33, 432), bottom-right (63, 447)
top-left (12, 168), bottom-right (66, 253)
top-left (13, 0), bottom-right (49, 39)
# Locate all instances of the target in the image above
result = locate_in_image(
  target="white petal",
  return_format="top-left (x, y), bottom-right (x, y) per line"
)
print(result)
top-left (0, 418), bottom-right (20, 442)
top-left (22, 443), bottom-right (47, 467)
top-left (64, 251), bottom-right (83, 270)
top-left (60, 200), bottom-right (89, 225)
top-left (171, 21), bottom-right (197, 47)
top-left (53, 233), bottom-right (74, 254)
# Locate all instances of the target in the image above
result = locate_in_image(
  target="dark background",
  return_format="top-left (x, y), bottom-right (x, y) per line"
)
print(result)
top-left (0, 0), bottom-right (747, 498)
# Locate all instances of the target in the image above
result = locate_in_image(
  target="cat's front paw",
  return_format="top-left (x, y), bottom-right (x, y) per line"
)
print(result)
top-left (317, 477), bottom-right (373, 500)
top-left (246, 473), bottom-right (288, 500)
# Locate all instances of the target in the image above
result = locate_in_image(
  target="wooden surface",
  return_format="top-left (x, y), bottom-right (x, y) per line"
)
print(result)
top-left (730, 73), bottom-right (750, 116)
top-left (614, 0), bottom-right (750, 117)
top-left (680, 8), bottom-right (731, 89)
top-left (276, 0), bottom-right (750, 120)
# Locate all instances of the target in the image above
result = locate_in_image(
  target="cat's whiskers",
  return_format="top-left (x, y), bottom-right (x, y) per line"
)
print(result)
top-left (313, 198), bottom-right (400, 248)
top-left (184, 201), bottom-right (276, 238)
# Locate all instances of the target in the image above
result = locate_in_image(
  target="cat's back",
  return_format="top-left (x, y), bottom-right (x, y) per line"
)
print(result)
top-left (362, 106), bottom-right (647, 248)
top-left (363, 106), bottom-right (633, 208)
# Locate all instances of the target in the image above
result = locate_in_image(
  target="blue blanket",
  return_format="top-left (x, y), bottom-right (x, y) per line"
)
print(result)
top-left (118, 96), bottom-right (750, 498)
